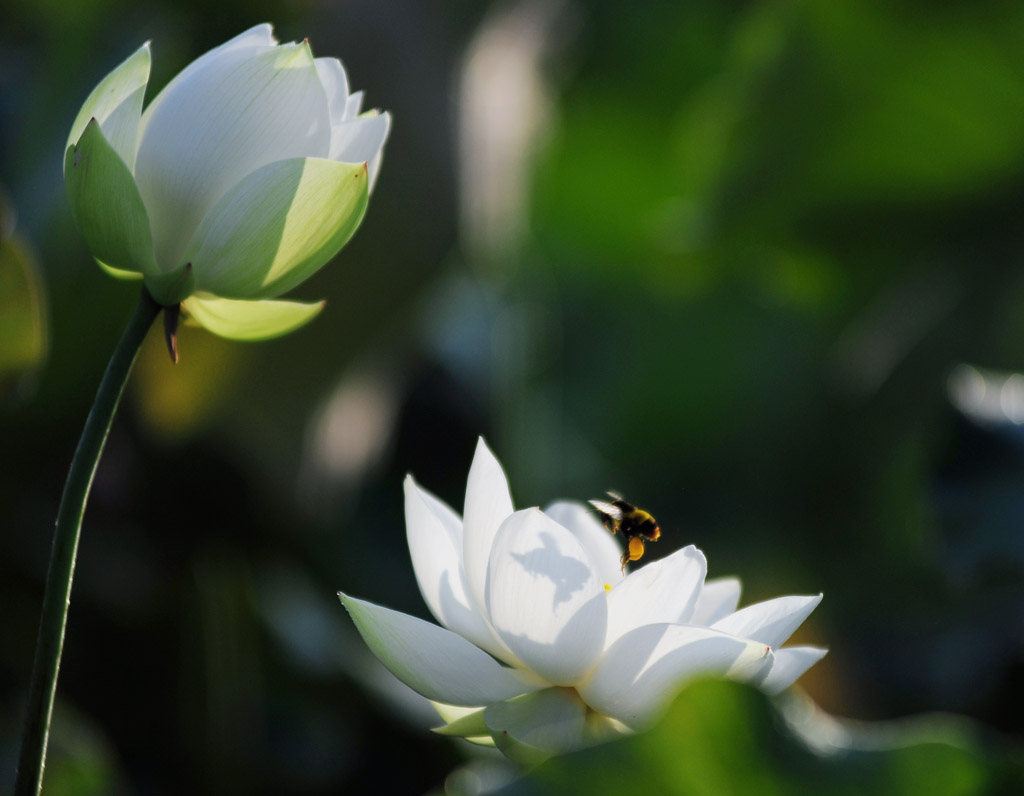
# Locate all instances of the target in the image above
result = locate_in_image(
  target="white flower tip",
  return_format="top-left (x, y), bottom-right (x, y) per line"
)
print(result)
top-left (255, 22), bottom-right (277, 43)
top-left (271, 39), bottom-right (315, 68)
top-left (469, 436), bottom-right (512, 489)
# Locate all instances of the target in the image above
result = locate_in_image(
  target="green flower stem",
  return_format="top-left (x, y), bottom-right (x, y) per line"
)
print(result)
top-left (15, 288), bottom-right (162, 796)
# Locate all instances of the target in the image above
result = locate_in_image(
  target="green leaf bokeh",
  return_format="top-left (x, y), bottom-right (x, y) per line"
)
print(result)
top-left (496, 681), bottom-right (1023, 796)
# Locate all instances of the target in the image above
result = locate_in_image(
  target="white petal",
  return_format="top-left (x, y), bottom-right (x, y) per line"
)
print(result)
top-left (367, 125), bottom-right (387, 193)
top-left (339, 593), bottom-right (538, 706)
top-left (404, 476), bottom-right (514, 662)
top-left (544, 501), bottom-right (623, 587)
top-left (328, 111), bottom-right (390, 190)
top-left (577, 623), bottom-right (771, 729)
top-left (463, 438), bottom-right (515, 614)
top-left (410, 482), bottom-right (463, 545)
top-left (486, 509), bottom-right (607, 685)
top-left (712, 594), bottom-right (822, 649)
top-left (761, 646), bottom-right (828, 695)
top-left (344, 90), bottom-right (364, 120)
top-left (404, 475), bottom-right (469, 620)
top-left (604, 545), bottom-right (707, 648)
top-left (135, 41), bottom-right (331, 271)
top-left (140, 24), bottom-right (276, 133)
top-left (315, 57), bottom-right (350, 126)
top-left (690, 576), bottom-right (742, 626)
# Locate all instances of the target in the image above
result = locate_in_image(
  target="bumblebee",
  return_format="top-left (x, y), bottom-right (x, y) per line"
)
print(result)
top-left (588, 492), bottom-right (661, 571)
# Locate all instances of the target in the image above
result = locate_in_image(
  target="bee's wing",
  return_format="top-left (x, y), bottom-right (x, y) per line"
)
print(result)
top-left (605, 490), bottom-right (625, 502)
top-left (588, 499), bottom-right (623, 519)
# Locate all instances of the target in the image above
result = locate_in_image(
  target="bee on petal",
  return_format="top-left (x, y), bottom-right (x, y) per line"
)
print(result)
top-left (588, 492), bottom-right (662, 571)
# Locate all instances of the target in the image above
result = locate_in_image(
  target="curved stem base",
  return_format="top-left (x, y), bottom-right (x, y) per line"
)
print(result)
top-left (15, 289), bottom-right (162, 796)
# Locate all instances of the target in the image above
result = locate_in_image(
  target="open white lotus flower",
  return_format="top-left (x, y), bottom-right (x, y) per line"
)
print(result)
top-left (340, 439), bottom-right (827, 763)
top-left (64, 24), bottom-right (389, 340)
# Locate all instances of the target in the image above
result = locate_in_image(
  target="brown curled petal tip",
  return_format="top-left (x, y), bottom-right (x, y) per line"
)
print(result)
top-left (163, 303), bottom-right (181, 364)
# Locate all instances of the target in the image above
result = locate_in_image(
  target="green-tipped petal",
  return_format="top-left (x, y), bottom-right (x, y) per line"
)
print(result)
top-left (461, 736), bottom-right (497, 748)
top-left (96, 259), bottom-right (143, 281)
top-left (431, 702), bottom-right (498, 744)
top-left (64, 119), bottom-right (157, 278)
top-left (183, 295), bottom-right (325, 341)
top-left (432, 707), bottom-right (489, 738)
top-left (66, 42), bottom-right (150, 173)
top-left (186, 157), bottom-right (368, 299)
top-left (144, 262), bottom-right (194, 306)
top-left (432, 702), bottom-right (480, 724)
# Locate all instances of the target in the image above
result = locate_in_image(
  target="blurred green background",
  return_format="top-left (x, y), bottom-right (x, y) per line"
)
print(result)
top-left (2, 0), bottom-right (1024, 792)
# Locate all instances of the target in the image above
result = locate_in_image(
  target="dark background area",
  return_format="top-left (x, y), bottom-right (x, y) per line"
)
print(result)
top-left (2, 0), bottom-right (1023, 792)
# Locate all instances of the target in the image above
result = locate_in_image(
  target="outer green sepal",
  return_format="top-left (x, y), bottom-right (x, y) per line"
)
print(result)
top-left (484, 690), bottom-right (583, 767)
top-left (64, 119), bottom-right (157, 278)
top-left (145, 262), bottom-right (194, 306)
top-left (483, 689), bottom-right (631, 767)
top-left (186, 157), bottom-right (369, 299)
top-left (182, 294), bottom-right (325, 340)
